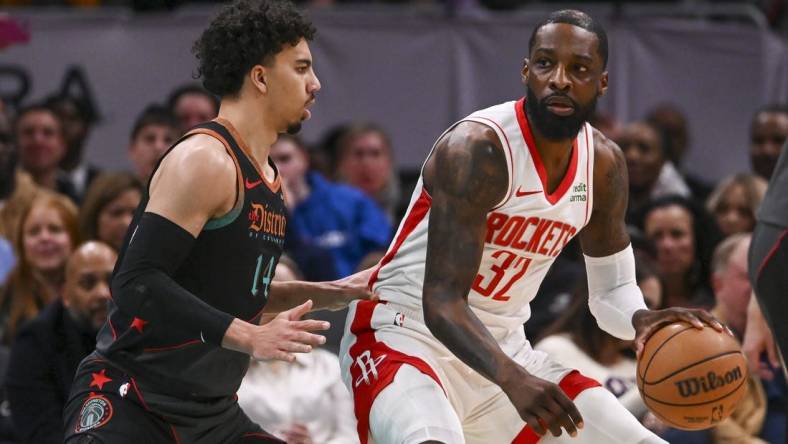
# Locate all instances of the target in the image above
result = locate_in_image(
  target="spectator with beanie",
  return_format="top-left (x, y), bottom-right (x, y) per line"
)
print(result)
top-left (127, 104), bottom-right (179, 183)
top-left (44, 95), bottom-right (101, 200)
top-left (271, 134), bottom-right (391, 279)
top-left (6, 241), bottom-right (116, 444)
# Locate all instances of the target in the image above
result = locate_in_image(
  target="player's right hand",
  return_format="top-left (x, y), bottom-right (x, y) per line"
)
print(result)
top-left (503, 370), bottom-right (584, 438)
top-left (250, 300), bottom-right (330, 362)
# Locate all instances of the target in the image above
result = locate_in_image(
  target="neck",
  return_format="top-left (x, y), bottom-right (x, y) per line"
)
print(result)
top-left (32, 169), bottom-right (58, 189)
top-left (529, 125), bottom-right (574, 193)
top-left (663, 275), bottom-right (693, 306)
top-left (218, 97), bottom-right (279, 167)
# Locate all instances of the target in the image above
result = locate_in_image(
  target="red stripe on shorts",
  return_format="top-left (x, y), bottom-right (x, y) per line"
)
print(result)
top-left (348, 300), bottom-right (444, 444)
top-left (511, 370), bottom-right (601, 444)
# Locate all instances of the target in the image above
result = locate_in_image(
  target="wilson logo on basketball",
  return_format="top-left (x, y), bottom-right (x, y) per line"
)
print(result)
top-left (674, 366), bottom-right (743, 398)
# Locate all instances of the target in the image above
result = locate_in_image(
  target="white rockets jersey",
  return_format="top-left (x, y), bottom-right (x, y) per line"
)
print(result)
top-left (369, 98), bottom-right (595, 342)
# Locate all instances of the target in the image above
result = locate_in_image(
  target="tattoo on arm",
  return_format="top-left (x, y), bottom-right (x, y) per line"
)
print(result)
top-left (421, 123), bottom-right (517, 384)
top-left (579, 130), bottom-right (631, 257)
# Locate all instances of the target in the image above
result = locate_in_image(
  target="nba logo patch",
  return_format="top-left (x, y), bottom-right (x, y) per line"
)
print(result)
top-left (75, 395), bottom-right (113, 432)
top-left (394, 312), bottom-right (405, 327)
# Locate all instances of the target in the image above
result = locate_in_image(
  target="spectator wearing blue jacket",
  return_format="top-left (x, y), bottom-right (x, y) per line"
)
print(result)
top-left (271, 134), bottom-right (392, 279)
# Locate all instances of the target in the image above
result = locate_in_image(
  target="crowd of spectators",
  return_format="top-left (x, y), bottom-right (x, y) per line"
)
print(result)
top-left (0, 72), bottom-right (785, 442)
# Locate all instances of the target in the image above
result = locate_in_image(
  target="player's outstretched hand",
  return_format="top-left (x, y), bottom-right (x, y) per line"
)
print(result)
top-left (632, 308), bottom-right (730, 359)
top-left (251, 300), bottom-right (330, 362)
top-left (325, 267), bottom-right (378, 311)
top-left (504, 370), bottom-right (584, 437)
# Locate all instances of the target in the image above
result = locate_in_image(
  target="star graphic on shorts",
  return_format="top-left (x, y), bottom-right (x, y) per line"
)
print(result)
top-left (89, 369), bottom-right (112, 390)
top-left (130, 317), bottom-right (148, 333)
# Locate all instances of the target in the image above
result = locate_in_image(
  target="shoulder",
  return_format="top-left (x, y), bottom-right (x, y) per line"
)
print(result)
top-left (151, 134), bottom-right (236, 199)
top-left (15, 301), bottom-right (61, 339)
top-left (592, 127), bottom-right (625, 173)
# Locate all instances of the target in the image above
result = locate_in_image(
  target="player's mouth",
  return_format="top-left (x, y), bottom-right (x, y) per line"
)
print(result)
top-left (303, 98), bottom-right (316, 120)
top-left (544, 96), bottom-right (576, 116)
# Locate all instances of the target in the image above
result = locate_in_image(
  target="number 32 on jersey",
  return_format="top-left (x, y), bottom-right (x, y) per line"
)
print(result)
top-left (471, 250), bottom-right (532, 301)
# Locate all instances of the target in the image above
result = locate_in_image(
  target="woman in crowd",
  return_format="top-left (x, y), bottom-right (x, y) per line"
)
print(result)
top-left (706, 173), bottom-right (767, 237)
top-left (237, 256), bottom-right (358, 444)
top-left (0, 192), bottom-right (80, 344)
top-left (78, 172), bottom-right (142, 251)
top-left (641, 195), bottom-right (719, 309)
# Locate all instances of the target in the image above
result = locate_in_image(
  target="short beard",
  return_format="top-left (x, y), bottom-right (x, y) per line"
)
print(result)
top-left (285, 122), bottom-right (302, 135)
top-left (525, 85), bottom-right (597, 141)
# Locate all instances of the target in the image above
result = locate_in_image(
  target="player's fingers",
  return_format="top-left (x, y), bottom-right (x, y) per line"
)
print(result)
top-left (693, 310), bottom-right (725, 332)
top-left (523, 413), bottom-right (547, 436)
top-left (291, 319), bottom-right (330, 332)
top-left (766, 336), bottom-right (781, 369)
top-left (677, 311), bottom-right (704, 329)
top-left (268, 350), bottom-right (296, 362)
top-left (284, 299), bottom-right (314, 321)
top-left (290, 331), bottom-right (327, 346)
top-left (534, 407), bottom-right (563, 437)
top-left (553, 390), bottom-right (584, 431)
top-left (280, 341), bottom-right (312, 353)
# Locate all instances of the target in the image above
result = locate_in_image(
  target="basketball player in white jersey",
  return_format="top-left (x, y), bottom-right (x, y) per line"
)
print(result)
top-left (340, 10), bottom-right (726, 444)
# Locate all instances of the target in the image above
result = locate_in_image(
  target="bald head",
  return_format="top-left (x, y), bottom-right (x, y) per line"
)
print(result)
top-left (63, 241), bottom-right (117, 331)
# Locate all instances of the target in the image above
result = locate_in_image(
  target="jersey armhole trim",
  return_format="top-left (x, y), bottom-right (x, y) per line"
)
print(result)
top-left (183, 128), bottom-right (245, 231)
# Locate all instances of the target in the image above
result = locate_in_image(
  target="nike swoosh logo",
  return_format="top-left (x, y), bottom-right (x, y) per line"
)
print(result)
top-left (515, 187), bottom-right (542, 197)
top-left (245, 178), bottom-right (263, 190)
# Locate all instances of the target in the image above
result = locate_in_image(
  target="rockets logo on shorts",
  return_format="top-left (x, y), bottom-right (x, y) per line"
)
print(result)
top-left (75, 395), bottom-right (113, 432)
top-left (354, 350), bottom-right (387, 387)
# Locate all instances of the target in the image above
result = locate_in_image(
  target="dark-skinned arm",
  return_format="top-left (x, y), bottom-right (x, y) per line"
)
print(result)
top-left (579, 130), bottom-right (726, 356)
top-left (421, 122), bottom-right (583, 438)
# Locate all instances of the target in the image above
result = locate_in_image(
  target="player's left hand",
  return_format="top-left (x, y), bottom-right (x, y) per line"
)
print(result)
top-left (326, 267), bottom-right (378, 311)
top-left (632, 308), bottom-right (730, 359)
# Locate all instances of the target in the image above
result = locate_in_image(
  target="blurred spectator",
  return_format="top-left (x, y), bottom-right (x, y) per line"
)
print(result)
top-left (127, 104), bottom-right (178, 183)
top-left (238, 260), bottom-right (358, 444)
top-left (44, 95), bottom-right (100, 200)
top-left (314, 123), bottom-right (350, 178)
top-left (79, 172), bottom-right (143, 251)
top-left (335, 123), bottom-right (401, 222)
top-left (271, 134), bottom-right (391, 279)
top-left (617, 121), bottom-right (691, 224)
top-left (167, 83), bottom-right (219, 134)
top-left (534, 255), bottom-right (661, 421)
top-left (588, 111), bottom-right (621, 141)
top-left (749, 104), bottom-right (788, 180)
top-left (13, 104), bottom-right (79, 202)
top-left (0, 192), bottom-right (80, 344)
top-left (646, 104), bottom-right (712, 201)
top-left (641, 196), bottom-right (718, 310)
top-left (6, 241), bottom-right (115, 444)
top-left (706, 174), bottom-right (767, 237)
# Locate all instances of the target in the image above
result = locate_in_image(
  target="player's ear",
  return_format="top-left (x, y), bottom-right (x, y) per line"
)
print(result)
top-left (521, 58), bottom-right (529, 84)
top-left (598, 70), bottom-right (609, 97)
top-left (250, 65), bottom-right (268, 95)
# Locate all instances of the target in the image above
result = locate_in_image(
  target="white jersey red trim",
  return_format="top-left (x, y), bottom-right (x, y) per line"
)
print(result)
top-left (369, 98), bottom-right (595, 346)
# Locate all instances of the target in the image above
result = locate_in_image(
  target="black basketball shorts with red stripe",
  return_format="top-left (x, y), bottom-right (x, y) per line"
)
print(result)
top-left (63, 354), bottom-right (284, 444)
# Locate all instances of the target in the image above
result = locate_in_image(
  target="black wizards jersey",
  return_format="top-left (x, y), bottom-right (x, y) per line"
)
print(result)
top-left (95, 119), bottom-right (287, 400)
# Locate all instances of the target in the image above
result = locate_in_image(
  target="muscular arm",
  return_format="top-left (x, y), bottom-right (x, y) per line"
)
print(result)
top-left (421, 122), bottom-right (513, 385)
top-left (577, 130), bottom-right (646, 340)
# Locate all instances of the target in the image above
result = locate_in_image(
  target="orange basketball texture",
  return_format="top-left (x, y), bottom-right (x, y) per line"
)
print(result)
top-left (636, 322), bottom-right (749, 430)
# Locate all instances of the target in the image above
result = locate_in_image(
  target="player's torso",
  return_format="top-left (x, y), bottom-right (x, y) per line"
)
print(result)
top-left (97, 119), bottom-right (286, 398)
top-left (373, 99), bottom-right (594, 337)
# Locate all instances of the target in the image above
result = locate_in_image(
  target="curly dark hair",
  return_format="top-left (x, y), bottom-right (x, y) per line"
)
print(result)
top-left (193, 0), bottom-right (316, 97)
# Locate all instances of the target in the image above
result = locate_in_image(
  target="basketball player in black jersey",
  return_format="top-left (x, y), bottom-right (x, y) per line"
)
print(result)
top-left (63, 1), bottom-right (372, 442)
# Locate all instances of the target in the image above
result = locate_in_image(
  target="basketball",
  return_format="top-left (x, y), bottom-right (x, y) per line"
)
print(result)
top-left (637, 322), bottom-right (749, 430)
